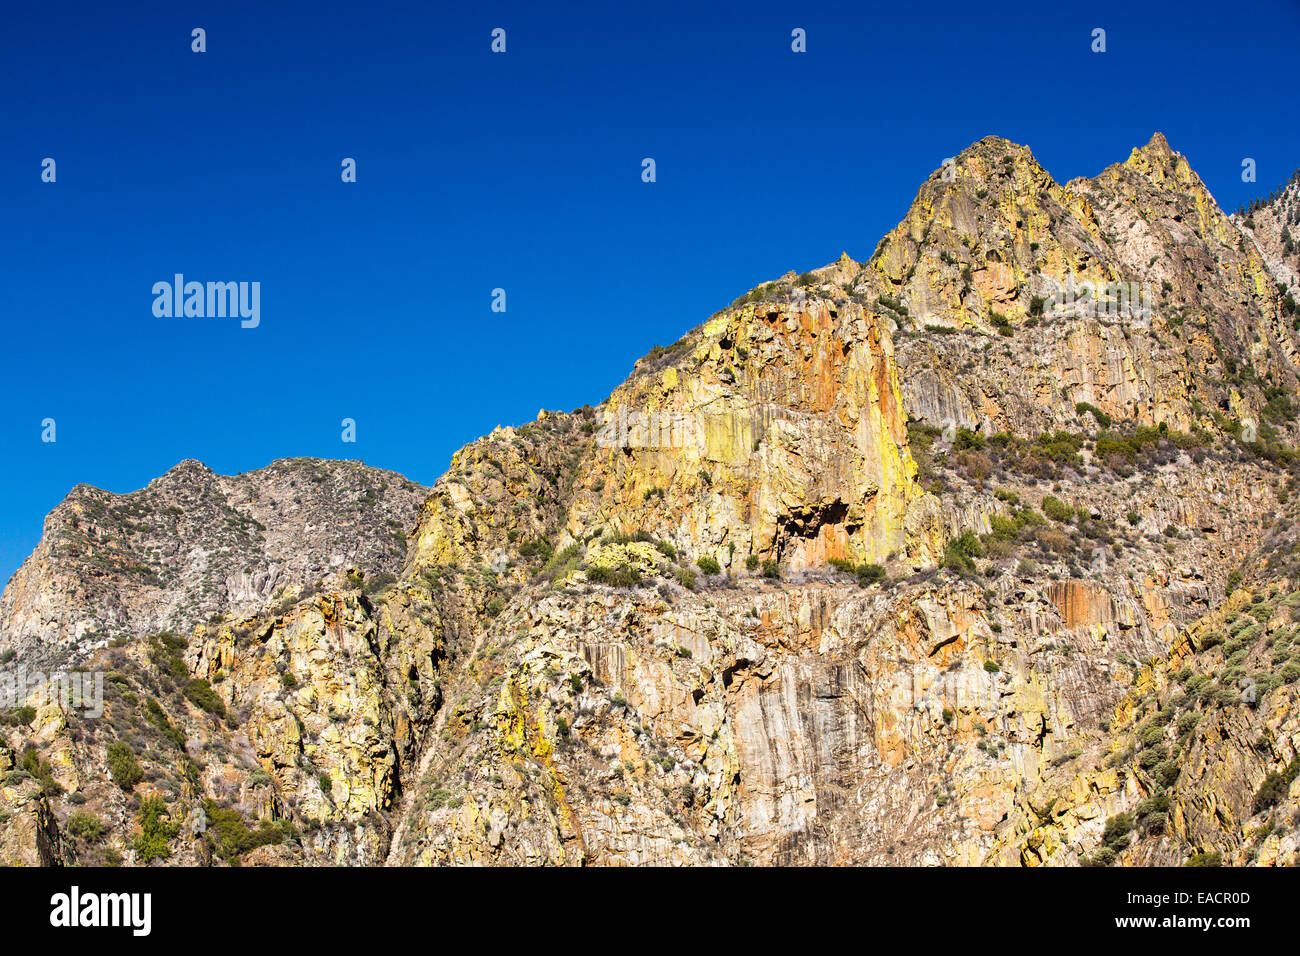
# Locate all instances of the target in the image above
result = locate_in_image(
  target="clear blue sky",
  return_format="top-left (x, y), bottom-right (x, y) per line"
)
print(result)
top-left (2, 0), bottom-right (1298, 584)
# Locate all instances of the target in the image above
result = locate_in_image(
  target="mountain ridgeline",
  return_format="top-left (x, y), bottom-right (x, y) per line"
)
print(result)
top-left (2, 134), bottom-right (1299, 868)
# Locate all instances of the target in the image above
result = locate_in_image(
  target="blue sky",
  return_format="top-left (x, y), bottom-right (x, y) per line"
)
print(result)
top-left (2, 0), bottom-right (1298, 583)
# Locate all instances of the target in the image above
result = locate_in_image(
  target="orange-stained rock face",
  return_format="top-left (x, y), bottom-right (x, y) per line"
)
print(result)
top-left (1048, 580), bottom-right (1117, 629)
top-left (4, 136), bottom-right (1300, 868)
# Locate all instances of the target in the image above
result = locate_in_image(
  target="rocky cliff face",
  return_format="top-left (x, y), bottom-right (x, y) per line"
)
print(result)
top-left (874, 134), bottom-right (1291, 437)
top-left (4, 134), bottom-right (1300, 868)
top-left (1234, 166), bottom-right (1300, 308)
top-left (0, 458), bottom-right (427, 668)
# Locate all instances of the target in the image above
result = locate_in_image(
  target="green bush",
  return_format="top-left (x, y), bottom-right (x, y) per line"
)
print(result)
top-left (518, 539), bottom-right (555, 561)
top-left (761, 560), bottom-right (780, 578)
top-left (829, 558), bottom-right (887, 587)
top-left (982, 509), bottom-right (1045, 558)
top-left (1093, 425), bottom-right (1211, 469)
top-left (107, 741), bottom-right (143, 791)
top-left (364, 571), bottom-right (397, 595)
top-left (1083, 847), bottom-right (1117, 867)
top-left (183, 679), bottom-right (226, 720)
top-left (201, 799), bottom-right (291, 862)
top-left (696, 556), bottom-right (721, 575)
top-left (745, 555), bottom-right (759, 571)
top-left (248, 768), bottom-right (273, 788)
top-left (1177, 712), bottom-right (1201, 736)
top-left (1138, 746), bottom-right (1167, 769)
top-left (587, 564), bottom-right (644, 587)
top-left (147, 632), bottom-right (189, 680)
top-left (68, 812), bottom-right (108, 842)
top-left (133, 795), bottom-right (178, 863)
top-left (1041, 496), bottom-right (1073, 522)
top-left (1135, 794), bottom-right (1170, 817)
top-left (144, 698), bottom-right (186, 750)
top-left (539, 544), bottom-right (582, 582)
top-left (1139, 725), bottom-right (1165, 747)
top-left (856, 563), bottom-right (886, 586)
top-left (1075, 402), bottom-right (1113, 429)
top-left (1252, 758), bottom-right (1300, 814)
top-left (18, 746), bottom-right (62, 797)
top-left (1101, 812), bottom-right (1134, 850)
top-left (943, 531), bottom-right (984, 574)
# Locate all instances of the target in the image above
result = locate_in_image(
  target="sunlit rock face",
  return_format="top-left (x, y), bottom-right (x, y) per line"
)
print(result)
top-left (4, 135), bottom-right (1300, 868)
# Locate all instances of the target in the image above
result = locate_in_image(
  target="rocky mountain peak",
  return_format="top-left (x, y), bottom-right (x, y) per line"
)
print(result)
top-left (4, 134), bottom-right (1300, 870)
top-left (1137, 130), bottom-right (1174, 157)
top-left (0, 458), bottom-right (428, 668)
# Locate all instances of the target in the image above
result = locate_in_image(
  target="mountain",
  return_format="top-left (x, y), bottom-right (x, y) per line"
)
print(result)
top-left (2, 134), bottom-right (1299, 868)
top-left (1234, 165), bottom-right (1300, 310)
top-left (0, 458), bottom-right (427, 669)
